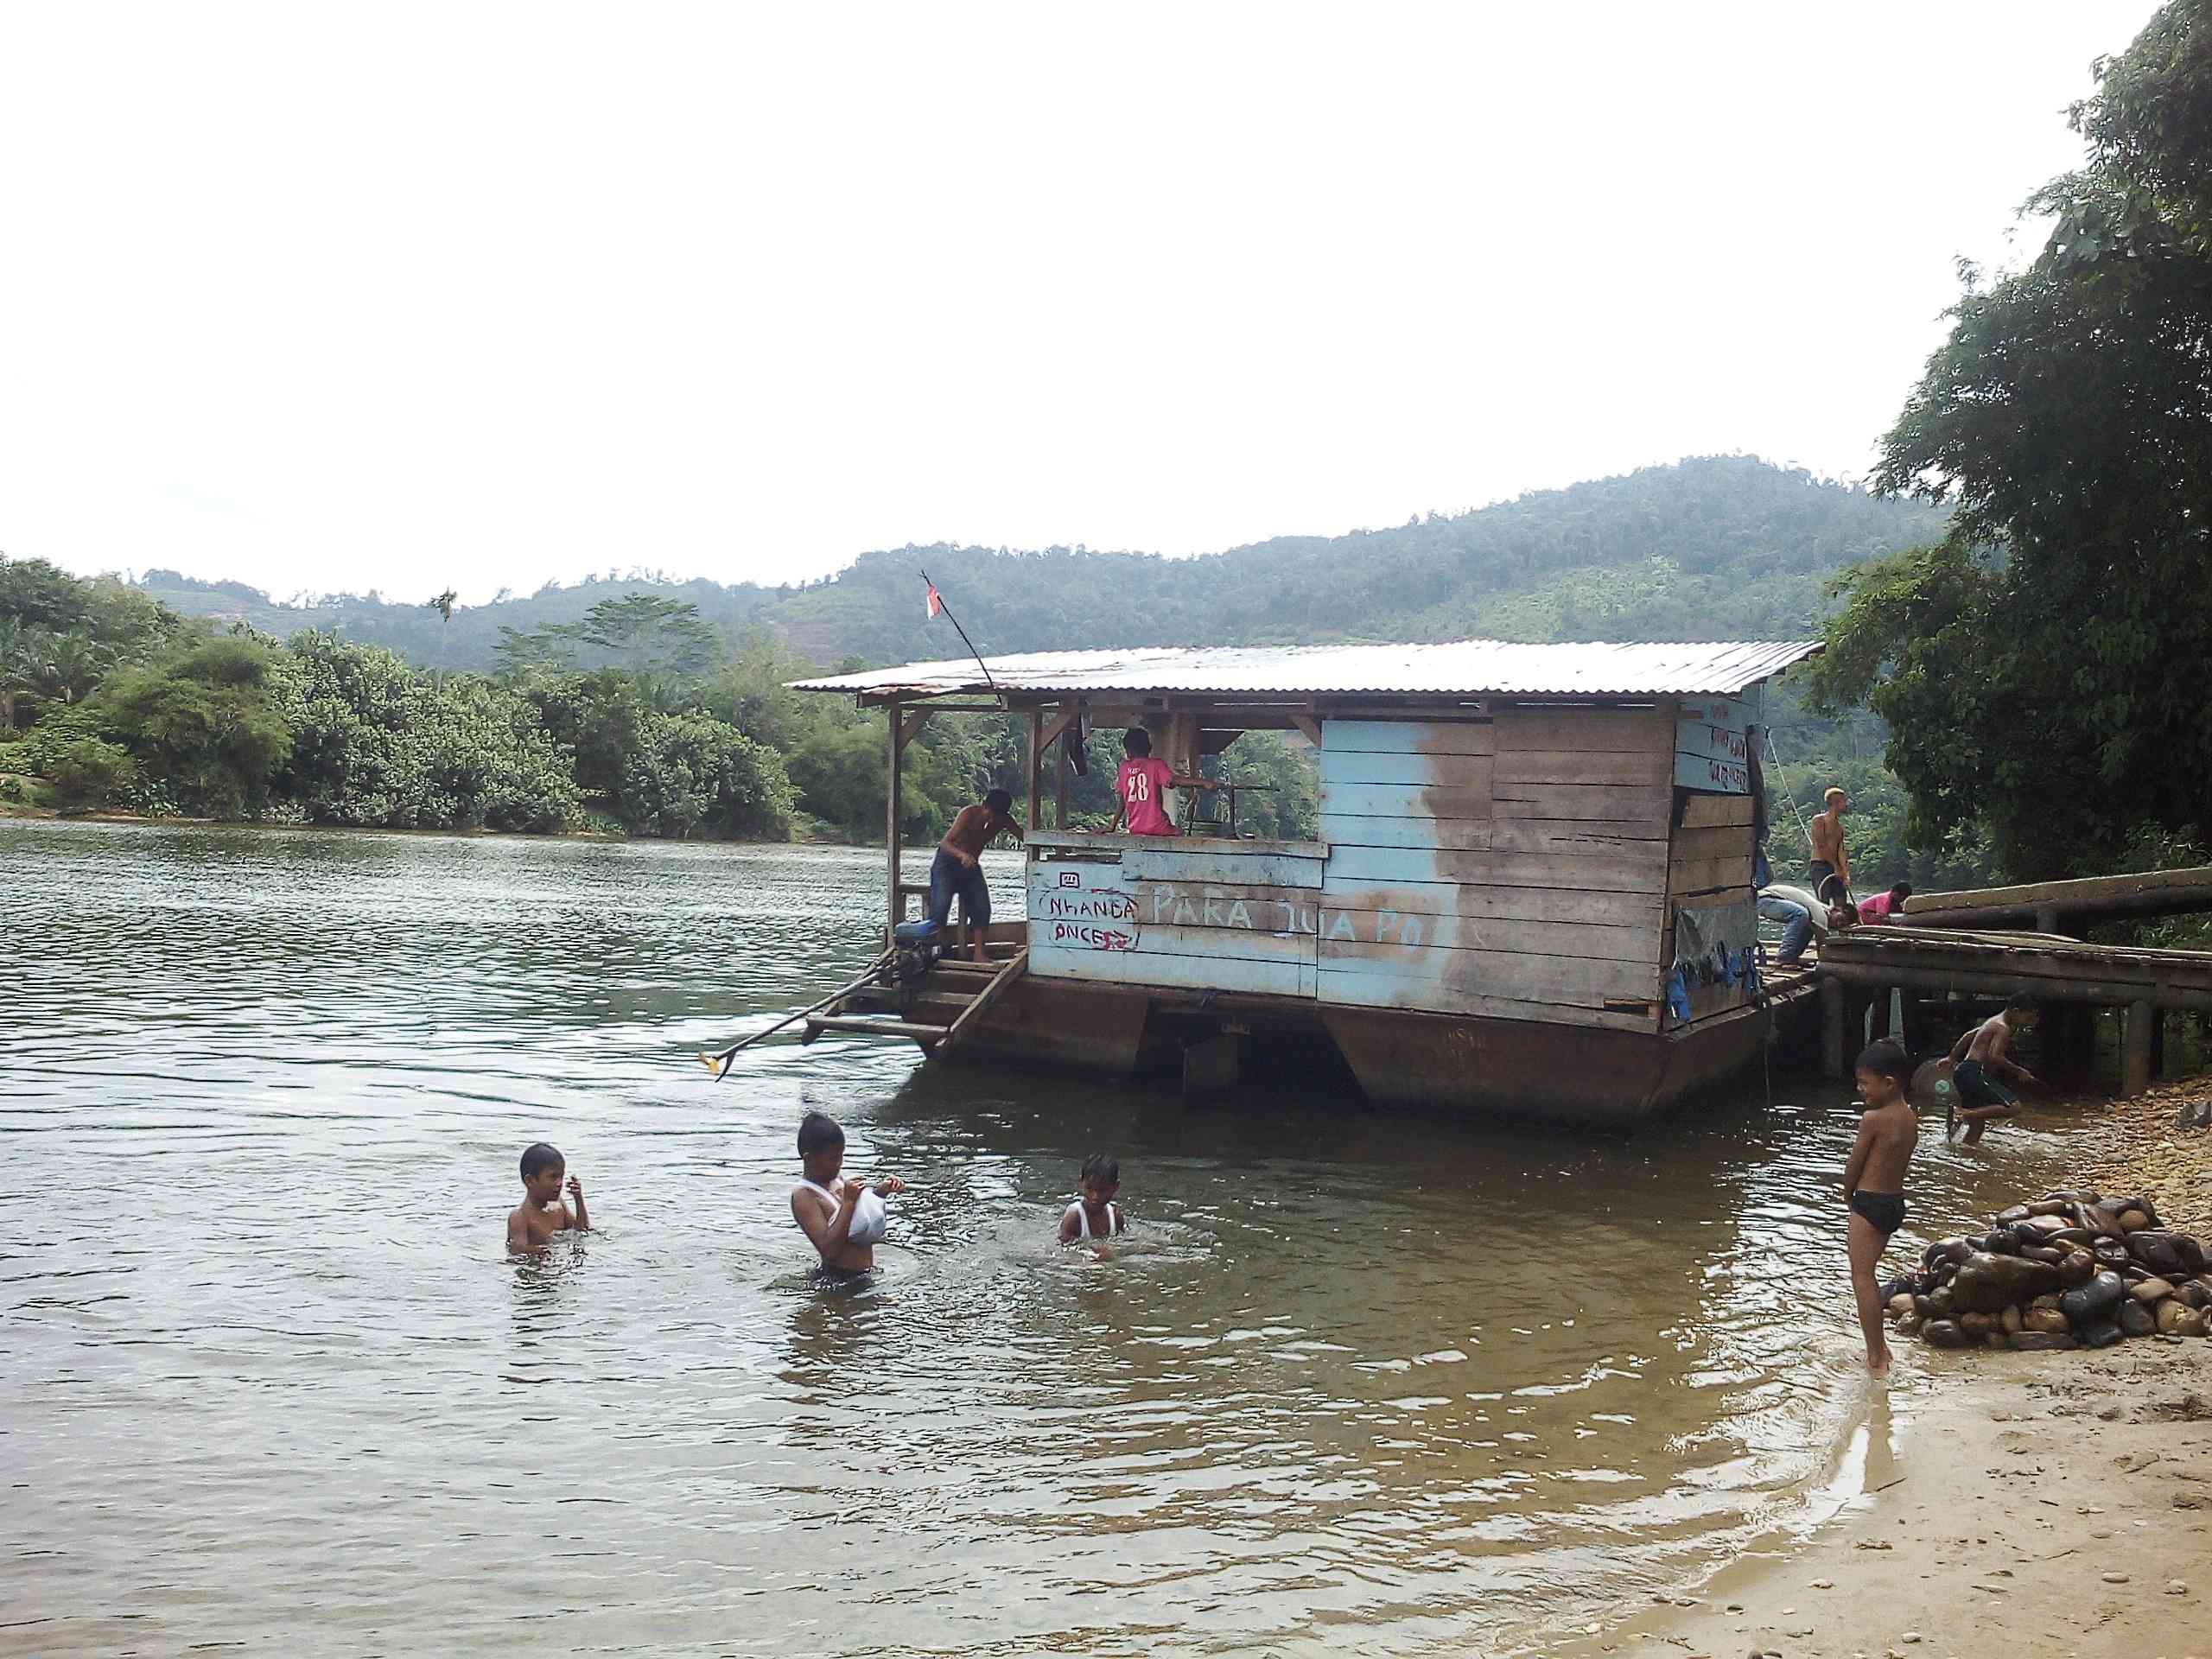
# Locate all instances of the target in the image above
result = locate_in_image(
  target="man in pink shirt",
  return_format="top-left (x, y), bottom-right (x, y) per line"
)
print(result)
top-left (1107, 728), bottom-right (1213, 836)
top-left (1856, 881), bottom-right (1912, 925)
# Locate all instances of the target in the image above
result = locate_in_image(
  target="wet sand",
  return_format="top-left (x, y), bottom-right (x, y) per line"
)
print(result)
top-left (1558, 1342), bottom-right (2212, 1659)
top-left (1558, 1058), bottom-right (2212, 1659)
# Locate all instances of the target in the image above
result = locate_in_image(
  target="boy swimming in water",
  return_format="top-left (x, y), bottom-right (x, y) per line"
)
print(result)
top-left (1058, 1152), bottom-right (1126, 1243)
top-left (791, 1111), bottom-right (905, 1275)
top-left (506, 1141), bottom-right (588, 1251)
top-left (1842, 1039), bottom-right (1917, 1375)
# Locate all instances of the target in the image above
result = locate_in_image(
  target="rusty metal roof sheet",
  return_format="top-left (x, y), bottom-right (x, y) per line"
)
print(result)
top-left (790, 639), bottom-right (1822, 702)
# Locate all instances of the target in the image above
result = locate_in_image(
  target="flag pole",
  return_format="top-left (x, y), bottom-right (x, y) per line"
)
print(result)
top-left (920, 569), bottom-right (1002, 708)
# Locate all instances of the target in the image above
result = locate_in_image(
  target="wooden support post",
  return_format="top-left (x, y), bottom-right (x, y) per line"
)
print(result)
top-left (1821, 973), bottom-right (1847, 1079)
top-left (886, 699), bottom-right (903, 935)
top-left (1027, 707), bottom-right (1043, 833)
top-left (1900, 991), bottom-right (1926, 1058)
top-left (2123, 998), bottom-right (2156, 1096)
top-left (1055, 719), bottom-right (1070, 830)
top-left (2149, 1005), bottom-right (2167, 1079)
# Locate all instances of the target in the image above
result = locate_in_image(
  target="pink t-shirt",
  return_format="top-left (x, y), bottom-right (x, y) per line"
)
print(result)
top-left (1116, 756), bottom-right (1176, 836)
top-left (1857, 892), bottom-right (1896, 923)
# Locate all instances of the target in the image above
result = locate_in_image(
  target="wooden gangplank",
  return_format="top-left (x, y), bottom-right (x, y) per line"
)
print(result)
top-left (1902, 865), bottom-right (2212, 931)
top-left (1817, 925), bottom-right (2212, 1094)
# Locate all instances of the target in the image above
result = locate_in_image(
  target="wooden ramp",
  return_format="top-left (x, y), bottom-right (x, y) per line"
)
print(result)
top-left (805, 949), bottom-right (1028, 1054)
top-left (1903, 865), bottom-right (2212, 931)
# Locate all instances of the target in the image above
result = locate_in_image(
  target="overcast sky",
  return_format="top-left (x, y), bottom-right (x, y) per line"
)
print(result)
top-left (0, 3), bottom-right (2166, 604)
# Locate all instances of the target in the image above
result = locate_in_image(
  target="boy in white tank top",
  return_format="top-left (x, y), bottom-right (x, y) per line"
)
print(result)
top-left (791, 1111), bottom-right (904, 1274)
top-left (1058, 1152), bottom-right (1125, 1243)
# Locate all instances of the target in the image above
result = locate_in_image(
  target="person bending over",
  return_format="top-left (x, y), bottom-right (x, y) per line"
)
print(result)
top-left (1948, 1002), bottom-right (2039, 1144)
top-left (1857, 882), bottom-right (1912, 925)
top-left (930, 788), bottom-right (1023, 963)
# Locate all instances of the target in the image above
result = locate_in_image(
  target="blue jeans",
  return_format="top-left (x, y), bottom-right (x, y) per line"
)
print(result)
top-left (926, 848), bottom-right (991, 928)
top-left (1758, 892), bottom-right (1812, 963)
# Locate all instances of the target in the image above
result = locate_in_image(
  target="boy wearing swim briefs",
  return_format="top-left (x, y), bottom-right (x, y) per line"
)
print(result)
top-left (1841, 1039), bottom-right (1917, 1375)
top-left (1948, 1001), bottom-right (2039, 1144)
top-left (791, 1111), bottom-right (904, 1274)
top-left (1058, 1152), bottom-right (1126, 1243)
top-left (507, 1141), bottom-right (588, 1251)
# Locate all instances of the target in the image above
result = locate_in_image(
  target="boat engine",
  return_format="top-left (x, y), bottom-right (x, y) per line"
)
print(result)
top-left (889, 918), bottom-right (943, 1004)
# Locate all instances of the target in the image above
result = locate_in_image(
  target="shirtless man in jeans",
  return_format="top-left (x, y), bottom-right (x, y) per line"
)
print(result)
top-left (1808, 787), bottom-right (1850, 906)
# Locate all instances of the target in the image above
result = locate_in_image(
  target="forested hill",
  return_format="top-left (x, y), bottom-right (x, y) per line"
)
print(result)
top-left (137, 456), bottom-right (1946, 671)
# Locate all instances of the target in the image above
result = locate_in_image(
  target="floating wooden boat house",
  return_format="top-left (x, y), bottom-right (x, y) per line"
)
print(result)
top-left (791, 639), bottom-right (1822, 1125)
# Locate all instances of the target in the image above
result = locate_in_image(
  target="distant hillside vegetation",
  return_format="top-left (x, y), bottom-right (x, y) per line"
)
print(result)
top-left (137, 455), bottom-right (1946, 673)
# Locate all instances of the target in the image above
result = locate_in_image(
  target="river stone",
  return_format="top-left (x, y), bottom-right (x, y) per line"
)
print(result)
top-left (2094, 1238), bottom-right (2133, 1269)
top-left (2126, 1232), bottom-right (2190, 1276)
top-left (1983, 1330), bottom-right (2006, 1348)
top-left (2031, 1291), bottom-right (2063, 1310)
top-left (2021, 1245), bottom-right (2066, 1266)
top-left (1888, 1294), bottom-right (1916, 1322)
top-left (1960, 1310), bottom-right (1997, 1338)
top-left (1927, 1286), bottom-right (1957, 1319)
top-left (2177, 1309), bottom-right (2209, 1338)
top-left (1925, 1236), bottom-right (1971, 1269)
top-left (2118, 1300), bottom-right (2158, 1338)
top-left (2023, 1213), bottom-right (2071, 1236)
top-left (2176, 1283), bottom-right (2211, 1310)
top-left (2028, 1199), bottom-right (2073, 1217)
top-left (1996, 1203), bottom-right (2031, 1224)
top-left (1922, 1319), bottom-right (1968, 1349)
top-left (2079, 1318), bottom-right (2126, 1349)
top-left (2024, 1306), bottom-right (2071, 1335)
top-left (1953, 1251), bottom-right (2063, 1313)
top-left (2156, 1300), bottom-right (2193, 1335)
top-left (2008, 1331), bottom-right (2077, 1351)
top-left (2133, 1276), bottom-right (2177, 1305)
top-left (2060, 1251), bottom-right (2097, 1287)
top-left (2000, 1303), bottom-right (2024, 1335)
top-left (2060, 1271), bottom-right (2127, 1325)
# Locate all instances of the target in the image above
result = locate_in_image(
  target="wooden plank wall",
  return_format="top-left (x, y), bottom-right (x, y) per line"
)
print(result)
top-left (1317, 710), bottom-right (1669, 1032)
top-left (1028, 843), bottom-right (1324, 997)
top-left (1663, 691), bottom-right (1760, 1023)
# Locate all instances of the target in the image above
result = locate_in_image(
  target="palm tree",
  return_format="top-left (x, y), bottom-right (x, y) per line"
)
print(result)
top-left (425, 589), bottom-right (459, 691)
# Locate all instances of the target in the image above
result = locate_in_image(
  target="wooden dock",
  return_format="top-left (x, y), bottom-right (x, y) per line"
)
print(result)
top-left (1816, 925), bottom-right (2212, 1094)
top-left (1900, 865), bottom-right (2212, 932)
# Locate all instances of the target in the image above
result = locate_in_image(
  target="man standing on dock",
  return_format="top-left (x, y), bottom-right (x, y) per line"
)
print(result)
top-left (1808, 787), bottom-right (1851, 906)
top-left (930, 788), bottom-right (1024, 963)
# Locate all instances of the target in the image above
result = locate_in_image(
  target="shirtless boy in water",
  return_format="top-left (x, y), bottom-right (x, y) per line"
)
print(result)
top-left (1842, 1039), bottom-right (1917, 1375)
top-left (507, 1141), bottom-right (588, 1251)
top-left (1948, 1002), bottom-right (2040, 1144)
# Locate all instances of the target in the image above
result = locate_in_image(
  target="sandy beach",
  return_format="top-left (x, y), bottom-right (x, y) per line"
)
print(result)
top-left (1557, 1064), bottom-right (2212, 1659)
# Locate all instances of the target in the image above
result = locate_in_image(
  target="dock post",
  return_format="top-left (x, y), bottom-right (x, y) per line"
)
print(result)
top-left (1821, 973), bottom-right (1847, 1079)
top-left (2122, 999), bottom-right (2156, 1096)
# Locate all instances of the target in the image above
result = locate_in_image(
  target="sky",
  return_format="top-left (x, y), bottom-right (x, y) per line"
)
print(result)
top-left (0, 2), bottom-right (2169, 605)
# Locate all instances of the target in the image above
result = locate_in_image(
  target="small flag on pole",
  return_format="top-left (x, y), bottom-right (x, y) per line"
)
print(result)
top-left (925, 581), bottom-right (943, 620)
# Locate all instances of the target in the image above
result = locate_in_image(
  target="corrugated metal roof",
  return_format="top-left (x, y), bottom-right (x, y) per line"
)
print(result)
top-left (790, 639), bottom-right (1822, 701)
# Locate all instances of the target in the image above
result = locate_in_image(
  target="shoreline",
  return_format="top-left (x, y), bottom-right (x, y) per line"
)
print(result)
top-left (1554, 1062), bottom-right (2212, 1658)
top-left (1553, 1341), bottom-right (2212, 1659)
top-left (0, 798), bottom-right (865, 849)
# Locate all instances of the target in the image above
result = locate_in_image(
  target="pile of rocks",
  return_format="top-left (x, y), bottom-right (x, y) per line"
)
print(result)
top-left (1887, 1191), bottom-right (2212, 1351)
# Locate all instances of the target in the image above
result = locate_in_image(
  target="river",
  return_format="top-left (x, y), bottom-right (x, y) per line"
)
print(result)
top-left (1, 820), bottom-right (2083, 1656)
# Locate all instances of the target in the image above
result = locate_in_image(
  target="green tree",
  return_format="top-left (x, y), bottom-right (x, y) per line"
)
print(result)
top-left (620, 713), bottom-right (795, 839)
top-left (46, 736), bottom-right (137, 809)
top-left (577, 594), bottom-right (717, 700)
top-left (1802, 0), bottom-right (2212, 880)
top-left (93, 637), bottom-right (293, 817)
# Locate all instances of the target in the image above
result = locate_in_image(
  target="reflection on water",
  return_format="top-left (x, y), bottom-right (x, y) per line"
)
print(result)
top-left (3, 820), bottom-right (2082, 1656)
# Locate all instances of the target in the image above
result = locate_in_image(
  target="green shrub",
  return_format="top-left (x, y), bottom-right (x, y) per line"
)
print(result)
top-left (48, 737), bottom-right (137, 808)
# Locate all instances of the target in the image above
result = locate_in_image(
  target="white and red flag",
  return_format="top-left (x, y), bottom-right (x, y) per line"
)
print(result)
top-left (925, 581), bottom-right (943, 620)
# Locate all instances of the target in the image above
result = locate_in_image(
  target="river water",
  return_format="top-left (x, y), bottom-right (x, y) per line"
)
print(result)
top-left (3, 821), bottom-right (2087, 1656)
